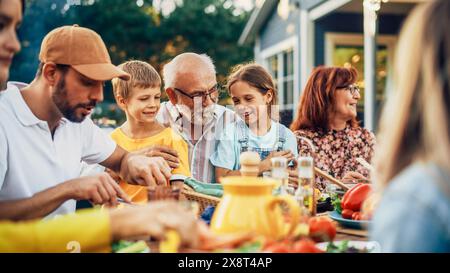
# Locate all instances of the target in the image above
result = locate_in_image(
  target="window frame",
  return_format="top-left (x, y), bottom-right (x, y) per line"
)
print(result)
top-left (259, 36), bottom-right (299, 112)
top-left (325, 32), bottom-right (397, 97)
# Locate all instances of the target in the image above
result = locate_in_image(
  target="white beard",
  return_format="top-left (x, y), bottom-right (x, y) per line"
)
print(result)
top-left (176, 104), bottom-right (215, 126)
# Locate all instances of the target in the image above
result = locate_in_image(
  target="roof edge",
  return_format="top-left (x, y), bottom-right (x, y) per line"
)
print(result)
top-left (238, 0), bottom-right (278, 45)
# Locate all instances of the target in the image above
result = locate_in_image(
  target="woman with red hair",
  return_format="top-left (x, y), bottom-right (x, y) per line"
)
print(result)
top-left (290, 66), bottom-right (375, 191)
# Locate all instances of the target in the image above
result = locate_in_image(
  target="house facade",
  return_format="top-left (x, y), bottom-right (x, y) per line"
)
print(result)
top-left (239, 0), bottom-right (426, 130)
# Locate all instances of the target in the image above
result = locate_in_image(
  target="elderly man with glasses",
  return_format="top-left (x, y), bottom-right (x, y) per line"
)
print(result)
top-left (157, 53), bottom-right (236, 184)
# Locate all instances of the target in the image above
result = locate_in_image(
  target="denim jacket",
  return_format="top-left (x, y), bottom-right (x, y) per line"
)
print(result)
top-left (370, 163), bottom-right (450, 253)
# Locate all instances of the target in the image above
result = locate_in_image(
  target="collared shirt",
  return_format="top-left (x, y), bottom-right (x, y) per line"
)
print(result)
top-left (0, 82), bottom-right (116, 218)
top-left (156, 101), bottom-right (236, 183)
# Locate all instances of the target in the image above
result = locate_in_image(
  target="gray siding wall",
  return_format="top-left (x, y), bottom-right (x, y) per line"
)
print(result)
top-left (259, 0), bottom-right (300, 51)
top-left (300, 0), bottom-right (327, 10)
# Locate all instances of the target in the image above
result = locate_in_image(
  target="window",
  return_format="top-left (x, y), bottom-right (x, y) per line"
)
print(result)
top-left (264, 48), bottom-right (295, 125)
top-left (282, 49), bottom-right (294, 108)
top-left (326, 33), bottom-right (397, 130)
top-left (259, 37), bottom-right (298, 126)
top-left (266, 55), bottom-right (278, 86)
top-left (333, 45), bottom-right (388, 124)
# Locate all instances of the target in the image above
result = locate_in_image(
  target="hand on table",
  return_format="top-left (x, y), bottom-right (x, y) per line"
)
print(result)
top-left (66, 173), bottom-right (131, 207)
top-left (109, 200), bottom-right (199, 248)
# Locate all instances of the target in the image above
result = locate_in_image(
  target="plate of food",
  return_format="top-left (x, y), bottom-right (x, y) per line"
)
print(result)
top-left (317, 196), bottom-right (334, 213)
top-left (328, 210), bottom-right (370, 230)
top-left (316, 240), bottom-right (381, 253)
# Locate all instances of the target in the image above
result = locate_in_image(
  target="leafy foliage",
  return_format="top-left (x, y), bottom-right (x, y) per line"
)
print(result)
top-left (11, 0), bottom-right (253, 108)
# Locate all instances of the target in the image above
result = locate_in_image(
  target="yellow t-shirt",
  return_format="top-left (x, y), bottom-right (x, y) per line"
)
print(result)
top-left (110, 127), bottom-right (191, 204)
top-left (0, 209), bottom-right (111, 253)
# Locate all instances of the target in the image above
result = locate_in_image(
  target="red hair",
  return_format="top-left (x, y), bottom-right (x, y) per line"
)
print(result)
top-left (290, 66), bottom-right (359, 132)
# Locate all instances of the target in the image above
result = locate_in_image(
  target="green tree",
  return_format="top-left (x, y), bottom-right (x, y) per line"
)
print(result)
top-left (9, 0), bottom-right (254, 124)
top-left (70, 0), bottom-right (161, 65)
top-left (10, 0), bottom-right (74, 83)
top-left (159, 0), bottom-right (253, 88)
top-left (68, 0), bottom-right (162, 103)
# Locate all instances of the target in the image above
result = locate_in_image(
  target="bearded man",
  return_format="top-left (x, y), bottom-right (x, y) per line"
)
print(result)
top-left (0, 25), bottom-right (173, 220)
top-left (157, 53), bottom-right (236, 183)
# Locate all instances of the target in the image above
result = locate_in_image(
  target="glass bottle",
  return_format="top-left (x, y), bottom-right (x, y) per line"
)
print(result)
top-left (270, 157), bottom-right (288, 195)
top-left (295, 156), bottom-right (316, 216)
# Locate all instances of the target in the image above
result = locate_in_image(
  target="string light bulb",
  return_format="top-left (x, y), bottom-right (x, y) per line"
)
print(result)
top-left (363, 0), bottom-right (389, 12)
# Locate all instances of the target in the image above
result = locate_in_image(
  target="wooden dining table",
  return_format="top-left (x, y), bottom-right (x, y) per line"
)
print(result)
top-left (316, 212), bottom-right (368, 242)
top-left (335, 226), bottom-right (368, 241)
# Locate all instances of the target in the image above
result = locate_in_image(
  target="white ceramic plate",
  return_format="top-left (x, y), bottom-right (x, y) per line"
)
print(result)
top-left (316, 240), bottom-right (381, 253)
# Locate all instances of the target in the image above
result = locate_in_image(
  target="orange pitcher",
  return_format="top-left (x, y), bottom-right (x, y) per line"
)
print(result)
top-left (210, 176), bottom-right (300, 240)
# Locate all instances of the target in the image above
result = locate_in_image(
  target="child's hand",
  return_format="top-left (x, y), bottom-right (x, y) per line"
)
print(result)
top-left (268, 150), bottom-right (296, 162)
top-left (258, 158), bottom-right (272, 174)
top-left (137, 145), bottom-right (180, 169)
top-left (258, 150), bottom-right (295, 174)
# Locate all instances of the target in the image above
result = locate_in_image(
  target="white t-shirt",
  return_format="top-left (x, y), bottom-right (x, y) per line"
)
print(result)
top-left (0, 82), bottom-right (116, 218)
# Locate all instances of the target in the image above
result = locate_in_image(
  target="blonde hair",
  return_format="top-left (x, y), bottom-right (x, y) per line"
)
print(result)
top-left (374, 0), bottom-right (450, 192)
top-left (112, 60), bottom-right (161, 99)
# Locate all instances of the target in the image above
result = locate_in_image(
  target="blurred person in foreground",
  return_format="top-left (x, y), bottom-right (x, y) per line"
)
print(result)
top-left (370, 0), bottom-right (450, 252)
top-left (0, 201), bottom-right (199, 252)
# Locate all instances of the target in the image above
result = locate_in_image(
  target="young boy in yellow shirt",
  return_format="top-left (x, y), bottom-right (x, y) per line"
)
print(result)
top-left (110, 61), bottom-right (191, 203)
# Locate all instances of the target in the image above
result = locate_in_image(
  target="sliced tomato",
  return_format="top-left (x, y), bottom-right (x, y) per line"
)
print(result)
top-left (308, 217), bottom-right (337, 242)
top-left (292, 238), bottom-right (324, 253)
top-left (263, 243), bottom-right (291, 253)
top-left (352, 211), bottom-right (362, 221)
top-left (341, 209), bottom-right (354, 219)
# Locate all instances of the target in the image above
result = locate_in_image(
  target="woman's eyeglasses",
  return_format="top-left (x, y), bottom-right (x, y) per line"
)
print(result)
top-left (173, 84), bottom-right (220, 103)
top-left (339, 84), bottom-right (360, 96)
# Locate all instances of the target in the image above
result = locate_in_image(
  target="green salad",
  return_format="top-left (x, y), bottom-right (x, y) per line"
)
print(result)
top-left (331, 193), bottom-right (342, 214)
top-left (112, 240), bottom-right (150, 253)
top-left (325, 240), bottom-right (372, 253)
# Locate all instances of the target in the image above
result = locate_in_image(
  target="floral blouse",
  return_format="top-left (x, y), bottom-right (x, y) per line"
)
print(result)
top-left (294, 125), bottom-right (376, 191)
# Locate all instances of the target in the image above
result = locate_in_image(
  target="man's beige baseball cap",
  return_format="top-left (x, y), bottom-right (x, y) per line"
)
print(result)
top-left (39, 24), bottom-right (130, 81)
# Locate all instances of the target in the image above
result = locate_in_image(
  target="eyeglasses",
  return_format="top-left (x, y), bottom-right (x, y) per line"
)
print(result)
top-left (339, 84), bottom-right (360, 96)
top-left (173, 84), bottom-right (220, 103)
